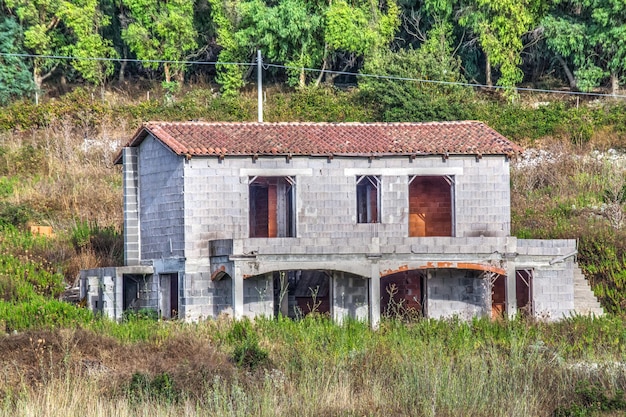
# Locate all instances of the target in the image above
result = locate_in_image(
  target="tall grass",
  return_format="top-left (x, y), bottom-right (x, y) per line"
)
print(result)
top-left (1, 316), bottom-right (625, 417)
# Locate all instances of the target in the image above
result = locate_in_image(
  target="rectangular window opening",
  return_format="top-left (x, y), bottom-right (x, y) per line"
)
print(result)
top-left (249, 176), bottom-right (295, 237)
top-left (409, 175), bottom-right (454, 237)
top-left (356, 175), bottom-right (380, 223)
top-left (515, 269), bottom-right (533, 316)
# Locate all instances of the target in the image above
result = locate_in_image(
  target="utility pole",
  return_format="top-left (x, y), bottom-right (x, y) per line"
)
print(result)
top-left (257, 50), bottom-right (263, 123)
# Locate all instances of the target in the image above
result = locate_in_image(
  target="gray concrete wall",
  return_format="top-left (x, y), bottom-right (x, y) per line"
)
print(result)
top-left (517, 239), bottom-right (577, 320)
top-left (332, 272), bottom-right (369, 322)
top-left (138, 136), bottom-right (185, 260)
top-left (122, 148), bottom-right (140, 265)
top-left (426, 269), bottom-right (490, 319)
top-left (243, 274), bottom-right (273, 318)
top-left (182, 154), bottom-right (511, 246)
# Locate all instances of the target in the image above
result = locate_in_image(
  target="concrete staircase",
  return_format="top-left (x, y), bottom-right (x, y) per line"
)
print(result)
top-left (573, 265), bottom-right (604, 316)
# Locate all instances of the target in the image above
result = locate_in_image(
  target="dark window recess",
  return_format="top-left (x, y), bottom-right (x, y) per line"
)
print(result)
top-left (516, 269), bottom-right (533, 316)
top-left (491, 274), bottom-right (506, 319)
top-left (356, 176), bottom-right (380, 223)
top-left (409, 175), bottom-right (453, 237)
top-left (249, 176), bottom-right (295, 237)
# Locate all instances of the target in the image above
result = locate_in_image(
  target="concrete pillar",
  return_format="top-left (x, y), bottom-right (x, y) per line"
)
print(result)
top-left (233, 264), bottom-right (244, 319)
top-left (505, 262), bottom-right (517, 318)
top-left (369, 262), bottom-right (381, 329)
top-left (122, 147), bottom-right (141, 266)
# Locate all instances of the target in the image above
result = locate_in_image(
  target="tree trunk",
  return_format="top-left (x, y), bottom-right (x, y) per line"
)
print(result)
top-left (485, 53), bottom-right (492, 87)
top-left (34, 67), bottom-right (43, 105)
top-left (299, 68), bottom-right (306, 88)
top-left (611, 72), bottom-right (619, 96)
top-left (556, 55), bottom-right (577, 90)
top-left (119, 47), bottom-right (128, 83)
top-left (164, 63), bottom-right (171, 83)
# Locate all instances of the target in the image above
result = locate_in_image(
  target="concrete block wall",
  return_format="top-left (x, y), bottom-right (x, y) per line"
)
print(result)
top-left (332, 272), bottom-right (369, 322)
top-left (181, 154), bottom-right (511, 247)
top-left (137, 136), bottom-right (185, 260)
top-left (455, 156), bottom-right (511, 237)
top-left (122, 148), bottom-right (140, 265)
top-left (532, 263), bottom-right (575, 320)
top-left (243, 274), bottom-right (273, 318)
top-left (136, 275), bottom-right (158, 311)
top-left (426, 269), bottom-right (489, 319)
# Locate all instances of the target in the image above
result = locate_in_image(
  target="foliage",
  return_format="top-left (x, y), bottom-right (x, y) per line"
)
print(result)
top-left (227, 319), bottom-right (269, 370)
top-left (0, 297), bottom-right (93, 331)
top-left (458, 0), bottom-right (544, 91)
top-left (0, 16), bottom-right (35, 104)
top-left (554, 381), bottom-right (626, 417)
top-left (543, 0), bottom-right (626, 93)
top-left (210, 0), bottom-right (400, 93)
top-left (126, 372), bottom-right (178, 404)
top-left (3, 0), bottom-right (116, 94)
top-left (359, 23), bottom-right (471, 121)
top-left (121, 0), bottom-right (197, 85)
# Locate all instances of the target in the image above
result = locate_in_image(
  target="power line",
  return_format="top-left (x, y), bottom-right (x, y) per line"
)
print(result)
top-left (2, 51), bottom-right (626, 99)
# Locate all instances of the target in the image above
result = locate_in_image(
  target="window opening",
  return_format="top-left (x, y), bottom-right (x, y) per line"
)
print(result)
top-left (249, 176), bottom-right (295, 237)
top-left (356, 175), bottom-right (380, 223)
top-left (489, 273), bottom-right (506, 319)
top-left (516, 269), bottom-right (533, 316)
top-left (408, 175), bottom-right (454, 236)
top-left (273, 270), bottom-right (331, 318)
top-left (381, 270), bottom-right (425, 320)
top-left (160, 273), bottom-right (179, 319)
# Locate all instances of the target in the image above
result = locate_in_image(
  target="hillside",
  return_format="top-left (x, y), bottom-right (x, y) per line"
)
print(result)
top-left (1, 84), bottom-right (626, 416)
top-left (2, 84), bottom-right (626, 314)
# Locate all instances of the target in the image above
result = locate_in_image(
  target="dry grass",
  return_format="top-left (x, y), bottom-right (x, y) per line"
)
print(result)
top-left (1, 317), bottom-right (626, 417)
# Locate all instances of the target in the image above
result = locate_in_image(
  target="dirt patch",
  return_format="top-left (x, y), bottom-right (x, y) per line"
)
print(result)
top-left (0, 328), bottom-right (234, 399)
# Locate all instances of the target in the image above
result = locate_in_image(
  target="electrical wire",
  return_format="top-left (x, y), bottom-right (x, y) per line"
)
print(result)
top-left (2, 51), bottom-right (626, 99)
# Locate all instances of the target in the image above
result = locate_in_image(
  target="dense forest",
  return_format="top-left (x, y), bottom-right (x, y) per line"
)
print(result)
top-left (1, 0), bottom-right (626, 104)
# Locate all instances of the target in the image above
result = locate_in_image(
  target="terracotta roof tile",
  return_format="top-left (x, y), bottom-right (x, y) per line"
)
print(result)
top-left (116, 121), bottom-right (523, 163)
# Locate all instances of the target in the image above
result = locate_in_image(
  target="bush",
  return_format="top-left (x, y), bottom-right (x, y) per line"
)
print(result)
top-left (126, 372), bottom-right (179, 404)
top-left (227, 319), bottom-right (269, 370)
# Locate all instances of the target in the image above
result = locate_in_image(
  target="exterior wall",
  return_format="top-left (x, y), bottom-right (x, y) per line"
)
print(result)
top-left (114, 143), bottom-right (586, 323)
top-left (79, 266), bottom-right (154, 321)
top-left (426, 269), bottom-right (490, 319)
top-left (138, 135), bottom-right (185, 260)
top-left (182, 154), bottom-right (511, 246)
top-left (243, 274), bottom-right (273, 318)
top-left (332, 272), bottom-right (369, 322)
top-left (517, 239), bottom-right (577, 320)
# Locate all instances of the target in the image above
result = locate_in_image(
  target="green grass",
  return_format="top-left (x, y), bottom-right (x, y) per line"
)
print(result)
top-left (2, 315), bottom-right (626, 416)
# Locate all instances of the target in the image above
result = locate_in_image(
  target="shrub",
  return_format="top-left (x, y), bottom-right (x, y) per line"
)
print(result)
top-left (126, 372), bottom-right (179, 404)
top-left (227, 319), bottom-right (269, 370)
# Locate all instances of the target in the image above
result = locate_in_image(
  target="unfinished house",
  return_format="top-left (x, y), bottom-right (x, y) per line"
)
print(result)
top-left (80, 121), bottom-right (604, 325)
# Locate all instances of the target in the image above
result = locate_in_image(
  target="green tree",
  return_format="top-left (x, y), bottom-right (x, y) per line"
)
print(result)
top-left (208, 0), bottom-right (247, 97)
top-left (0, 16), bottom-right (35, 104)
top-left (4, 0), bottom-right (116, 102)
top-left (359, 21), bottom-right (471, 121)
top-left (58, 0), bottom-right (117, 88)
top-left (210, 0), bottom-right (400, 95)
top-left (458, 0), bottom-right (543, 91)
top-left (543, 0), bottom-right (626, 94)
top-left (121, 0), bottom-right (198, 86)
top-left (235, 0), bottom-right (324, 87)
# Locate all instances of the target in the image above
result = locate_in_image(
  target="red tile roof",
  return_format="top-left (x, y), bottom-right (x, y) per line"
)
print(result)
top-left (116, 121), bottom-right (522, 163)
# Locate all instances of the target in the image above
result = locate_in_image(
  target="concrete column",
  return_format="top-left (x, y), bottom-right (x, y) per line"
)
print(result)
top-left (233, 264), bottom-right (244, 319)
top-left (505, 262), bottom-right (517, 318)
top-left (122, 147), bottom-right (141, 266)
top-left (369, 262), bottom-right (381, 329)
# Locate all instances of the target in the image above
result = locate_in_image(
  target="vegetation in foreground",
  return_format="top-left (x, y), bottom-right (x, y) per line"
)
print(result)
top-left (0, 315), bottom-right (626, 417)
